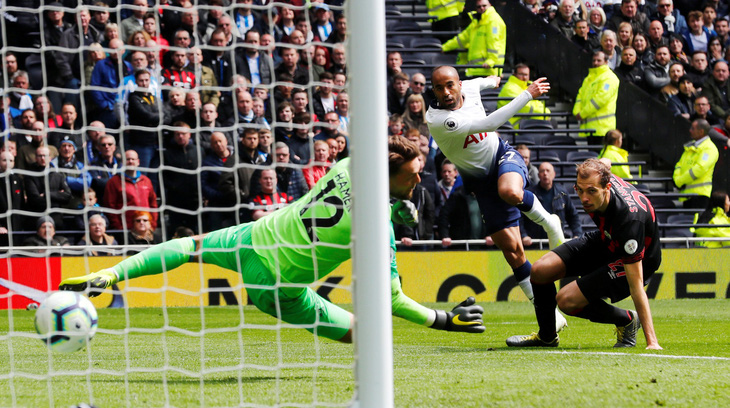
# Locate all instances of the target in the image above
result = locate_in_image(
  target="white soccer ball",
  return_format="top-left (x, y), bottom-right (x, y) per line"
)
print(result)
top-left (34, 291), bottom-right (98, 353)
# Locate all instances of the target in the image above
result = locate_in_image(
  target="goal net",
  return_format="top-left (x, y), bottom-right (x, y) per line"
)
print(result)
top-left (0, 0), bottom-right (392, 406)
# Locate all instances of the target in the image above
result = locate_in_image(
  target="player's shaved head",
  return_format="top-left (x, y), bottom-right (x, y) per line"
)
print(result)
top-left (431, 66), bottom-right (463, 110)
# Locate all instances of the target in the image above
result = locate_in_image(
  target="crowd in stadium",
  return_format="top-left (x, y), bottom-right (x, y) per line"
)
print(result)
top-left (0, 0), bottom-right (729, 250)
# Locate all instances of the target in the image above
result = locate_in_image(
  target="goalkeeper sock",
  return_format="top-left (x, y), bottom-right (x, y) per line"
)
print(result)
top-left (513, 261), bottom-right (533, 301)
top-left (113, 237), bottom-right (196, 281)
top-left (533, 282), bottom-right (558, 341)
top-left (516, 190), bottom-right (551, 227)
top-left (571, 299), bottom-right (632, 326)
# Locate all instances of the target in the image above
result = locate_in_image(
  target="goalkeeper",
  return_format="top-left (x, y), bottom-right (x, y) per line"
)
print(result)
top-left (60, 136), bottom-right (485, 342)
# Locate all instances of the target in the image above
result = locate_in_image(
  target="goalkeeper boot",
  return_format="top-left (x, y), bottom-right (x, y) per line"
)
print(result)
top-left (545, 214), bottom-right (565, 249)
top-left (555, 308), bottom-right (568, 333)
top-left (506, 332), bottom-right (559, 347)
top-left (59, 269), bottom-right (118, 297)
top-left (614, 310), bottom-right (641, 348)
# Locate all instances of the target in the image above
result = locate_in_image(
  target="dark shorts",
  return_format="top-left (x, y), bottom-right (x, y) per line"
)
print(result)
top-left (553, 231), bottom-right (658, 303)
top-left (461, 138), bottom-right (529, 236)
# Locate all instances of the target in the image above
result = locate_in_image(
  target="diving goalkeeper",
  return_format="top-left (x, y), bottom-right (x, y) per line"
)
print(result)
top-left (60, 136), bottom-right (485, 342)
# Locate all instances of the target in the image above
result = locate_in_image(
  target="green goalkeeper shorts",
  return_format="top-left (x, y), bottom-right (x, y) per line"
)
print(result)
top-left (201, 223), bottom-right (352, 341)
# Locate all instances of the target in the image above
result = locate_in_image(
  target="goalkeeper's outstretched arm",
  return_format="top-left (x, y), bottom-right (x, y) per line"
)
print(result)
top-left (390, 278), bottom-right (485, 333)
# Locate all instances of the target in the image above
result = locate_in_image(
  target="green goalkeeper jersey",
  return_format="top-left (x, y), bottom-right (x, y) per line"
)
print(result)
top-left (251, 158), bottom-right (399, 284)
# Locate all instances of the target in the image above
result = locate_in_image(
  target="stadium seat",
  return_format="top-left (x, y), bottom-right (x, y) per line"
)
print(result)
top-left (387, 39), bottom-right (405, 49)
top-left (391, 35), bottom-right (412, 48)
top-left (386, 5), bottom-right (402, 15)
top-left (536, 150), bottom-right (561, 163)
top-left (389, 21), bottom-right (422, 32)
top-left (519, 119), bottom-right (553, 130)
top-left (666, 214), bottom-right (695, 226)
top-left (482, 99), bottom-right (497, 113)
top-left (431, 53), bottom-right (457, 66)
top-left (411, 37), bottom-right (442, 49)
top-left (566, 151), bottom-right (598, 162)
top-left (401, 56), bottom-right (427, 65)
top-left (543, 135), bottom-right (576, 146)
top-left (662, 227), bottom-right (693, 247)
top-left (514, 134), bottom-right (536, 146)
top-left (634, 183), bottom-right (651, 194)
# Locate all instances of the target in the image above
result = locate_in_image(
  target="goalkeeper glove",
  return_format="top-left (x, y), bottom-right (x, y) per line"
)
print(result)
top-left (391, 200), bottom-right (418, 227)
top-left (431, 297), bottom-right (485, 333)
top-left (59, 269), bottom-right (118, 297)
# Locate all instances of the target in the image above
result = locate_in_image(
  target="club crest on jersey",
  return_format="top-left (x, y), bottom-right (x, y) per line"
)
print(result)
top-left (444, 117), bottom-right (458, 131)
top-left (624, 239), bottom-right (638, 254)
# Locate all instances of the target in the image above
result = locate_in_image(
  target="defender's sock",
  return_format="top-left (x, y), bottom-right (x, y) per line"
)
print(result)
top-left (517, 190), bottom-right (552, 227)
top-left (571, 299), bottom-right (632, 326)
top-left (113, 237), bottom-right (196, 281)
top-left (533, 282), bottom-right (558, 341)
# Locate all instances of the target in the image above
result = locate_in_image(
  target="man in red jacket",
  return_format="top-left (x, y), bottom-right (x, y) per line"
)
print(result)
top-left (103, 149), bottom-right (158, 230)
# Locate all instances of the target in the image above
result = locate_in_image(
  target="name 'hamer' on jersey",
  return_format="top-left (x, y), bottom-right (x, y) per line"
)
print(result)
top-left (426, 77), bottom-right (535, 177)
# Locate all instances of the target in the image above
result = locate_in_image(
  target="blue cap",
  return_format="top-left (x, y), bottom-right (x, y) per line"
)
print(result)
top-left (60, 139), bottom-right (77, 149)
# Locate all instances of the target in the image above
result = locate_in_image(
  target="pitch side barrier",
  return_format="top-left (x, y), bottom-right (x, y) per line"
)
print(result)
top-left (1, 243), bottom-right (729, 309)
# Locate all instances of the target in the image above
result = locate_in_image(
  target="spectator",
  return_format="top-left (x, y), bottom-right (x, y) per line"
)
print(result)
top-left (409, 72), bottom-right (433, 106)
top-left (120, 0), bottom-right (148, 42)
top-left (293, 15), bottom-right (314, 43)
top-left (701, 60), bottom-right (730, 118)
top-left (402, 94), bottom-right (430, 137)
top-left (144, 14), bottom-right (169, 62)
top-left (516, 144), bottom-right (539, 186)
top-left (0, 151), bottom-right (23, 238)
top-left (632, 33), bottom-right (655, 68)
top-left (692, 191), bottom-right (730, 247)
top-left (572, 19), bottom-right (601, 54)
top-left (574, 51), bottom-right (620, 143)
top-left (48, 103), bottom-right (82, 150)
top-left (163, 88), bottom-right (186, 125)
top-left (716, 16), bottom-right (730, 46)
top-left (660, 62), bottom-right (686, 102)
top-left (257, 128), bottom-right (273, 159)
top-left (127, 69), bottom-right (162, 172)
top-left (388, 114), bottom-right (405, 137)
top-left (33, 96), bottom-right (62, 130)
top-left (275, 46), bottom-right (308, 86)
top-left (673, 119), bottom-right (719, 209)
top-left (667, 75), bottom-right (697, 119)
top-left (126, 210), bottom-right (160, 246)
top-left (201, 132), bottom-right (235, 230)
top-left (522, 162), bottom-right (583, 241)
top-left (16, 123), bottom-right (59, 170)
top-left (335, 134), bottom-right (349, 161)
top-left (426, 0), bottom-right (464, 42)
top-left (233, 0), bottom-right (260, 37)
top-left (393, 174), bottom-right (436, 246)
top-left (302, 140), bottom-right (331, 189)
top-left (691, 95), bottom-right (721, 124)
top-left (287, 112), bottom-right (314, 165)
top-left (709, 113), bottom-right (730, 148)
top-left (77, 214), bottom-right (118, 256)
top-left (668, 33), bottom-right (689, 65)
top-left (90, 38), bottom-right (132, 128)
top-left (239, 29), bottom-right (273, 87)
top-left (643, 45), bottom-right (672, 97)
top-left (336, 91), bottom-right (350, 135)
top-left (588, 7), bottom-right (607, 34)
top-left (438, 185), bottom-right (485, 246)
top-left (327, 13), bottom-right (347, 44)
top-left (51, 139), bottom-right (90, 204)
top-left (607, 0), bottom-right (651, 35)
top-left (498, 64), bottom-right (552, 128)
top-left (290, 88), bottom-right (314, 118)
top-left (22, 216), bottom-right (70, 251)
top-left (90, 3), bottom-right (110, 34)
top-left (161, 49), bottom-right (195, 91)
top-left (329, 43), bottom-right (348, 76)
top-left (204, 29), bottom-right (244, 98)
top-left (647, 20), bottom-right (669, 52)
top-left (442, 0), bottom-right (506, 77)
top-left (598, 129), bottom-right (633, 180)
top-left (615, 47), bottom-right (646, 85)
top-left (12, 109), bottom-right (36, 152)
top-left (186, 47), bottom-right (219, 107)
top-left (311, 3), bottom-right (333, 42)
top-left (312, 72), bottom-right (336, 119)
top-left (24, 146), bottom-right (72, 229)
top-left (57, 9), bottom-right (103, 111)
top-left (163, 122), bottom-right (200, 234)
top-left (600, 30), bottom-right (621, 69)
top-left (277, 5), bottom-right (296, 38)
top-left (249, 168), bottom-right (291, 221)
top-left (650, 0), bottom-right (687, 36)
top-left (550, 0), bottom-right (579, 39)
top-left (233, 89), bottom-right (267, 132)
top-left (84, 43), bottom-right (106, 87)
top-left (686, 51), bottom-right (710, 90)
top-left (617, 21), bottom-right (635, 50)
top-left (82, 121), bottom-right (106, 164)
top-left (387, 72), bottom-right (412, 116)
top-left (682, 10), bottom-right (712, 53)
top-left (198, 102), bottom-right (232, 154)
top-left (707, 36), bottom-right (725, 65)
top-left (299, 45), bottom-right (324, 83)
top-left (73, 188), bottom-right (105, 230)
top-left (437, 159), bottom-right (459, 204)
top-left (272, 142), bottom-right (308, 201)
top-left (8, 72), bottom-right (33, 123)
top-left (43, 2), bottom-right (74, 112)
top-left (173, 90), bottom-right (202, 128)
top-left (103, 149), bottom-right (159, 230)
top-left (274, 101), bottom-right (295, 142)
top-left (386, 51), bottom-right (403, 86)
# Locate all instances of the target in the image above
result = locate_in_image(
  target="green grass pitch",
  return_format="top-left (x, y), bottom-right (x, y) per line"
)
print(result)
top-left (1, 299), bottom-right (728, 407)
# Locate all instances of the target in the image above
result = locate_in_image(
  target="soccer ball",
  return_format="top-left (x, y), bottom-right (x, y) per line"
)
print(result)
top-left (34, 291), bottom-right (98, 353)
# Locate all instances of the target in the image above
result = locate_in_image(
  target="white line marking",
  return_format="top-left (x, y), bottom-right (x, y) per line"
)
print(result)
top-left (540, 350), bottom-right (730, 361)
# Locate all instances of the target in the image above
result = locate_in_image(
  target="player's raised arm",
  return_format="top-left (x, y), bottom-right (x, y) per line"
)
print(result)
top-left (468, 78), bottom-right (551, 134)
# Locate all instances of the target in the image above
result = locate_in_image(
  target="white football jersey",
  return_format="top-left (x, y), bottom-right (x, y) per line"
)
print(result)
top-left (426, 78), bottom-right (533, 177)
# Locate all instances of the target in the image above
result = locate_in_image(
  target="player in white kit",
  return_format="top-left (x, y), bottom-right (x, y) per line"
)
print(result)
top-left (426, 66), bottom-right (567, 331)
